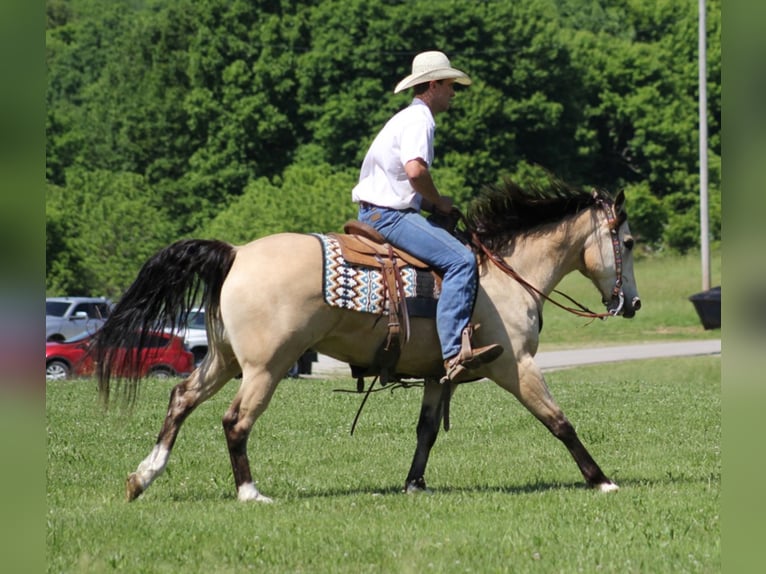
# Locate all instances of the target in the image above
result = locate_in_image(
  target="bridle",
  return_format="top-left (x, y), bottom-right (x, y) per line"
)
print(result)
top-left (344, 194), bottom-right (627, 435)
top-left (593, 191), bottom-right (625, 316)
top-left (465, 191), bottom-right (625, 320)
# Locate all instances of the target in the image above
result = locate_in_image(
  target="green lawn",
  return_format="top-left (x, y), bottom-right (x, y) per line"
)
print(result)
top-left (47, 355), bottom-right (720, 573)
top-left (538, 249), bottom-right (721, 348)
top-left (46, 250), bottom-right (721, 572)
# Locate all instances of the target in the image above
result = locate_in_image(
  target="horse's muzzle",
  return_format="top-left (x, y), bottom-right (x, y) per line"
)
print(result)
top-left (607, 294), bottom-right (641, 318)
top-left (621, 296), bottom-right (641, 318)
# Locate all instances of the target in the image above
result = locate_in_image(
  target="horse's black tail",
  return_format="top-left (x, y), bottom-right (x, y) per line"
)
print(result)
top-left (94, 239), bottom-right (236, 407)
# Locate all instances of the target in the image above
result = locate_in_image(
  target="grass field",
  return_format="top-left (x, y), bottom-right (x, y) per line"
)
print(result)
top-left (538, 249), bottom-right (721, 348)
top-left (47, 357), bottom-right (720, 573)
top-left (46, 251), bottom-right (721, 572)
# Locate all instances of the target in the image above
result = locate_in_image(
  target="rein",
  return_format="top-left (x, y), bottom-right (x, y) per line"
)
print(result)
top-left (343, 194), bottom-right (624, 434)
top-left (463, 193), bottom-right (623, 321)
top-left (471, 236), bottom-right (611, 320)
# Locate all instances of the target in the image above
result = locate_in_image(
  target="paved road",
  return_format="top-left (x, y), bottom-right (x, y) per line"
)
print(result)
top-left (310, 339), bottom-right (721, 378)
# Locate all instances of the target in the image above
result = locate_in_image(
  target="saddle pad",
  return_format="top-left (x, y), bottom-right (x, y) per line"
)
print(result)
top-left (313, 234), bottom-right (439, 317)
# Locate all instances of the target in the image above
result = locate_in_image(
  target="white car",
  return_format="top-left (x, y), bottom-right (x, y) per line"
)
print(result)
top-left (177, 308), bottom-right (208, 366)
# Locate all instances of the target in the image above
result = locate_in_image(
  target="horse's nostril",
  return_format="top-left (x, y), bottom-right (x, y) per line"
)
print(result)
top-left (632, 297), bottom-right (642, 310)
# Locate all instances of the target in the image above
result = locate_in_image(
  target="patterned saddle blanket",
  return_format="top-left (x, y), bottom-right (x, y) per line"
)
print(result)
top-left (313, 233), bottom-right (440, 318)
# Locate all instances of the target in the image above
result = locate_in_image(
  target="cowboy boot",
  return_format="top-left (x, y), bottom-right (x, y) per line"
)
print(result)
top-left (441, 324), bottom-right (503, 384)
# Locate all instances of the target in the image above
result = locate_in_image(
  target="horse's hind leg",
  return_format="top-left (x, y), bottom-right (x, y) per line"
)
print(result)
top-left (404, 378), bottom-right (451, 493)
top-left (126, 355), bottom-right (240, 501)
top-left (222, 366), bottom-right (282, 502)
top-left (513, 358), bottom-right (618, 492)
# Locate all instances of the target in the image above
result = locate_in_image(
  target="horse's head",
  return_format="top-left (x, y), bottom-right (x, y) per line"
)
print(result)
top-left (582, 189), bottom-right (641, 318)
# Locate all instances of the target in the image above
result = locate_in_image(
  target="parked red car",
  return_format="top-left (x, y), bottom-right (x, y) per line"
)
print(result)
top-left (46, 330), bottom-right (194, 381)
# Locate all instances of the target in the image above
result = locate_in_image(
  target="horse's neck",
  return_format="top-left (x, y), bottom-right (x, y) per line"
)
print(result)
top-left (498, 212), bottom-right (591, 295)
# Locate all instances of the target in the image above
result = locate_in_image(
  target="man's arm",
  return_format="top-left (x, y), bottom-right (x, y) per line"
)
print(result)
top-left (404, 158), bottom-right (453, 214)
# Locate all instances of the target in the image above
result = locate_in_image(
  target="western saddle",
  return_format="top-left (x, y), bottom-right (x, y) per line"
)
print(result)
top-left (329, 220), bottom-right (434, 387)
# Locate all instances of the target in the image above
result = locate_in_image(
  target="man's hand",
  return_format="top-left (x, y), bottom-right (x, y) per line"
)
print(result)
top-left (405, 159), bottom-right (454, 215)
top-left (433, 196), bottom-right (454, 215)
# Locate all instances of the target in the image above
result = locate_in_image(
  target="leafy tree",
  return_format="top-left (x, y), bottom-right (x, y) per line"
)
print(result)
top-left (46, 169), bottom-right (177, 298)
top-left (623, 181), bottom-right (666, 249)
top-left (45, 0), bottom-right (722, 294)
top-left (662, 191), bottom-right (700, 254)
top-left (46, 183), bottom-right (80, 295)
top-left (202, 162), bottom-right (358, 243)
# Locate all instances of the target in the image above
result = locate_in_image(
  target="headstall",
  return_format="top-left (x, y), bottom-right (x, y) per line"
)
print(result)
top-left (465, 192), bottom-right (625, 320)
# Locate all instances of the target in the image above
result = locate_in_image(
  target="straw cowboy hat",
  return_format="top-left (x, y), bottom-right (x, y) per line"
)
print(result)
top-left (394, 51), bottom-right (472, 94)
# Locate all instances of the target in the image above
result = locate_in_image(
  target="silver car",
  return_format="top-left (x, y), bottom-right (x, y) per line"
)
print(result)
top-left (46, 296), bottom-right (112, 342)
top-left (176, 308), bottom-right (209, 366)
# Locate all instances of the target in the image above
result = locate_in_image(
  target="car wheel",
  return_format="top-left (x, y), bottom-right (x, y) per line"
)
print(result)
top-left (46, 360), bottom-right (70, 381)
top-left (149, 367), bottom-right (173, 380)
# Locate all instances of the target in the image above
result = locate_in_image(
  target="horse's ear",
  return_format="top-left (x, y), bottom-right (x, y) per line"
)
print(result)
top-left (615, 189), bottom-right (625, 210)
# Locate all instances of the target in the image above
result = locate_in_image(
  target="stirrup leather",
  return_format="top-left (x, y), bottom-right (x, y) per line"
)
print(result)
top-left (441, 324), bottom-right (503, 384)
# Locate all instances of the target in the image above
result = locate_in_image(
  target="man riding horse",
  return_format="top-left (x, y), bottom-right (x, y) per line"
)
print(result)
top-left (93, 52), bottom-right (641, 503)
top-left (352, 51), bottom-right (503, 383)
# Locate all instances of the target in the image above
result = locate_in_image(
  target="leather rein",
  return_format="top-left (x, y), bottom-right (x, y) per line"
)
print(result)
top-left (341, 194), bottom-right (625, 435)
top-left (465, 191), bottom-right (624, 321)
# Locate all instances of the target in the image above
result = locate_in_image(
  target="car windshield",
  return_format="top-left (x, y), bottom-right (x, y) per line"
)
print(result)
top-left (168, 310), bottom-right (205, 331)
top-left (188, 311), bottom-right (205, 329)
top-left (46, 301), bottom-right (70, 317)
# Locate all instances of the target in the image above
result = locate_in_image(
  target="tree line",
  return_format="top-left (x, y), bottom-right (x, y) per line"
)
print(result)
top-left (46, 0), bottom-right (721, 298)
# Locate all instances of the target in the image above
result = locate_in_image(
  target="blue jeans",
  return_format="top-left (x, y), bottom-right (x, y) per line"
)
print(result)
top-left (358, 204), bottom-right (477, 359)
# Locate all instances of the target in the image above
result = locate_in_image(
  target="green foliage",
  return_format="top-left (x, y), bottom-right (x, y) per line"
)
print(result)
top-left (624, 181), bottom-right (666, 248)
top-left (203, 162), bottom-right (358, 242)
top-left (45, 0), bottom-right (722, 296)
top-left (541, 249), bottom-right (721, 346)
top-left (663, 192), bottom-right (702, 254)
top-left (46, 169), bottom-right (178, 298)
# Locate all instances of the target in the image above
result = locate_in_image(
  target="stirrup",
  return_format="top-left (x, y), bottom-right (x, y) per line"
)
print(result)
top-left (440, 324), bottom-right (503, 384)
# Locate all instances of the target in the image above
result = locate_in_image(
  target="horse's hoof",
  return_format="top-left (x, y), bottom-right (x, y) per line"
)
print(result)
top-left (126, 473), bottom-right (144, 502)
top-left (595, 481), bottom-right (619, 493)
top-left (237, 482), bottom-right (274, 503)
top-left (403, 477), bottom-right (430, 494)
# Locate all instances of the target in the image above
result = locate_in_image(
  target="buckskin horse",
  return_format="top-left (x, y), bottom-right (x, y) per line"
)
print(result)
top-left (94, 180), bottom-right (641, 502)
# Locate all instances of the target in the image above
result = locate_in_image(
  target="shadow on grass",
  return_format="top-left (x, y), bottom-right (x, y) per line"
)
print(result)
top-left (159, 481), bottom-right (584, 503)
top-left (291, 480), bottom-right (589, 499)
top-left (158, 474), bottom-right (716, 503)
top-left (287, 473), bottom-right (716, 500)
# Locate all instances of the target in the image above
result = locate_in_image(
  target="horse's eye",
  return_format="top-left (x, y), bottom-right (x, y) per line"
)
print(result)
top-left (624, 237), bottom-right (634, 251)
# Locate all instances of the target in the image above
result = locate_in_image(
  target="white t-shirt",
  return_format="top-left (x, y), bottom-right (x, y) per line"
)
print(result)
top-left (352, 98), bottom-right (434, 210)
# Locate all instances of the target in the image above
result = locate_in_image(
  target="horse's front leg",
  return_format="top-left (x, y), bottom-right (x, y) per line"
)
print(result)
top-left (403, 378), bottom-right (451, 493)
top-left (514, 357), bottom-right (618, 492)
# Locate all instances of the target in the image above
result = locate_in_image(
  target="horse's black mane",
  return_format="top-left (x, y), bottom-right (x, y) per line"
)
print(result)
top-left (465, 178), bottom-right (617, 252)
